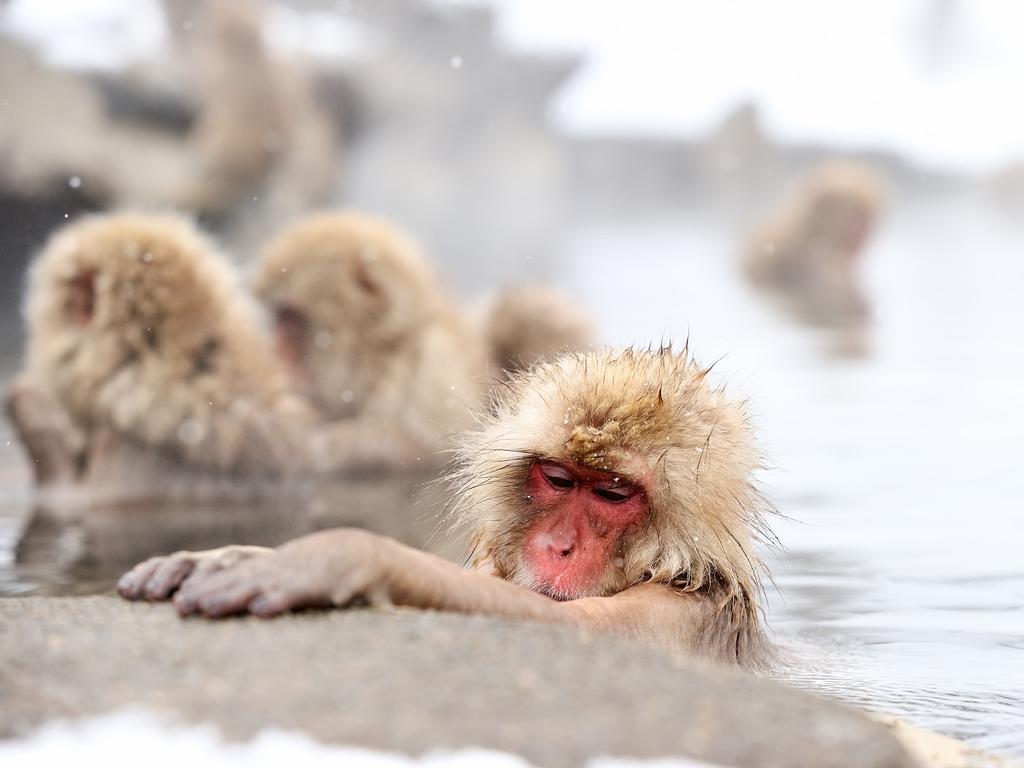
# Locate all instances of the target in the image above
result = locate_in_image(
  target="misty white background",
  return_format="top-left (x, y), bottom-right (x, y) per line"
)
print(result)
top-left (4, 0), bottom-right (1024, 173)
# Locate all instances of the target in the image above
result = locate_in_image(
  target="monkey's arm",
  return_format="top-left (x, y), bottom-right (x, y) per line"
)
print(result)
top-left (5, 376), bottom-right (85, 485)
top-left (159, 529), bottom-right (565, 622)
top-left (124, 529), bottom-right (716, 654)
top-left (99, 364), bottom-right (428, 475)
top-left (97, 365), bottom-right (315, 475)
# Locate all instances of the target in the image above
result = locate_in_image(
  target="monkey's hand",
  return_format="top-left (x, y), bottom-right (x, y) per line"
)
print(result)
top-left (166, 529), bottom-right (571, 624)
top-left (117, 545), bottom-right (273, 602)
top-left (5, 376), bottom-right (85, 485)
top-left (170, 529), bottom-right (390, 618)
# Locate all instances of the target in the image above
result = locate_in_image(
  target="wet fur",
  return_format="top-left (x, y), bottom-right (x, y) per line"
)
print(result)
top-left (450, 347), bottom-right (776, 667)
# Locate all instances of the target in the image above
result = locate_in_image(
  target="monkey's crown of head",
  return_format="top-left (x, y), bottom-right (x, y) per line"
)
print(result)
top-left (565, 422), bottom-right (624, 471)
top-left (505, 347), bottom-right (730, 475)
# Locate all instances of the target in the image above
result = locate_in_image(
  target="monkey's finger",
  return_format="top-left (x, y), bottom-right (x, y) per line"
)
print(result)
top-left (247, 589), bottom-right (296, 618)
top-left (180, 564), bottom-right (270, 618)
top-left (142, 556), bottom-right (197, 601)
top-left (195, 578), bottom-right (266, 618)
top-left (117, 557), bottom-right (169, 600)
top-left (173, 588), bottom-right (201, 616)
top-left (174, 558), bottom-right (256, 614)
top-left (174, 577), bottom-right (253, 618)
top-left (173, 569), bottom-right (229, 616)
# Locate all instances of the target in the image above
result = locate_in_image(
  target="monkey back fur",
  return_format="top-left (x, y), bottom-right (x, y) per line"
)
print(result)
top-left (453, 347), bottom-right (776, 666)
top-left (24, 212), bottom-right (307, 474)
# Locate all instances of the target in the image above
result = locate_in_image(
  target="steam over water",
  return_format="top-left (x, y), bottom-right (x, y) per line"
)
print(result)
top-left (0, 192), bottom-right (1021, 755)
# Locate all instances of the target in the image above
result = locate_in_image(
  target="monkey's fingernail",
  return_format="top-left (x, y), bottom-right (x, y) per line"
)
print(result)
top-left (174, 595), bottom-right (196, 615)
top-left (116, 575), bottom-right (135, 596)
top-left (198, 597), bottom-right (223, 615)
top-left (248, 596), bottom-right (271, 615)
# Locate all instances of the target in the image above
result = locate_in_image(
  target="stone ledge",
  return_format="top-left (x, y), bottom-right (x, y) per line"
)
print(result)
top-left (0, 596), bottom-right (913, 768)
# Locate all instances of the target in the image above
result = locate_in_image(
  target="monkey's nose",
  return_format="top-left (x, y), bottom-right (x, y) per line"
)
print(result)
top-left (535, 532), bottom-right (576, 560)
top-left (552, 541), bottom-right (574, 558)
top-left (547, 532), bottom-right (578, 560)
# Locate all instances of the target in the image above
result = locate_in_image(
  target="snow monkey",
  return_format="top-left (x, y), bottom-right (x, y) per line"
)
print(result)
top-left (6, 212), bottom-right (311, 489)
top-left (743, 158), bottom-right (885, 328)
top-left (118, 348), bottom-right (776, 668)
top-left (252, 211), bottom-right (487, 452)
top-left (483, 283), bottom-right (595, 377)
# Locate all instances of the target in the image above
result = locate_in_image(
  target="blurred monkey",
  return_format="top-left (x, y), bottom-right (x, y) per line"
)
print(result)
top-left (185, 0), bottom-right (288, 201)
top-left (162, 0), bottom-right (337, 227)
top-left (7, 212), bottom-right (311, 489)
top-left (253, 212), bottom-right (487, 454)
top-left (743, 159), bottom-right (885, 333)
top-left (483, 284), bottom-right (595, 377)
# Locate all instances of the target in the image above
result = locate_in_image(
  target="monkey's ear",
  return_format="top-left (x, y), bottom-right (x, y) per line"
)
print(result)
top-left (353, 258), bottom-right (383, 298)
top-left (67, 270), bottom-right (96, 327)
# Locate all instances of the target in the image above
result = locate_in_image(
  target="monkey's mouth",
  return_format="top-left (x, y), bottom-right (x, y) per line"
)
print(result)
top-left (536, 585), bottom-right (575, 602)
top-left (523, 567), bottom-right (605, 602)
top-left (510, 564), bottom-right (579, 601)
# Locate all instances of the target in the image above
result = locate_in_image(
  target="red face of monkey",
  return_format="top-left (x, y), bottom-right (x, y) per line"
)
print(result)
top-left (521, 460), bottom-right (648, 599)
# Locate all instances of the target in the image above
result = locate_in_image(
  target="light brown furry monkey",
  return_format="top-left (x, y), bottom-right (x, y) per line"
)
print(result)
top-left (118, 347), bottom-right (775, 668)
top-left (253, 211), bottom-right (487, 453)
top-left (743, 159), bottom-right (885, 328)
top-left (483, 284), bottom-right (595, 376)
top-left (164, 0), bottom-right (335, 217)
top-left (7, 212), bottom-right (313, 488)
top-left (184, 0), bottom-right (286, 198)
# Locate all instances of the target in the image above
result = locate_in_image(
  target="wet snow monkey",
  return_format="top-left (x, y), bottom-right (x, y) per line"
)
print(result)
top-left (252, 211), bottom-right (487, 453)
top-left (743, 158), bottom-right (885, 329)
top-left (6, 212), bottom-right (313, 489)
top-left (120, 348), bottom-right (776, 668)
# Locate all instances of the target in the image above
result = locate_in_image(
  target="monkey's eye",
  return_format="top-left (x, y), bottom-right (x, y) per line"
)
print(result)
top-left (593, 485), bottom-right (636, 503)
top-left (538, 462), bottom-right (575, 490)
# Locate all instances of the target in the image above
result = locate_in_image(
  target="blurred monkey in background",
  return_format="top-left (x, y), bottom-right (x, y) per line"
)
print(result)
top-left (482, 283), bottom-right (595, 378)
top-left (743, 159), bottom-right (885, 342)
top-left (161, 0), bottom-right (337, 237)
top-left (253, 211), bottom-right (488, 456)
top-left (7, 212), bottom-right (312, 491)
